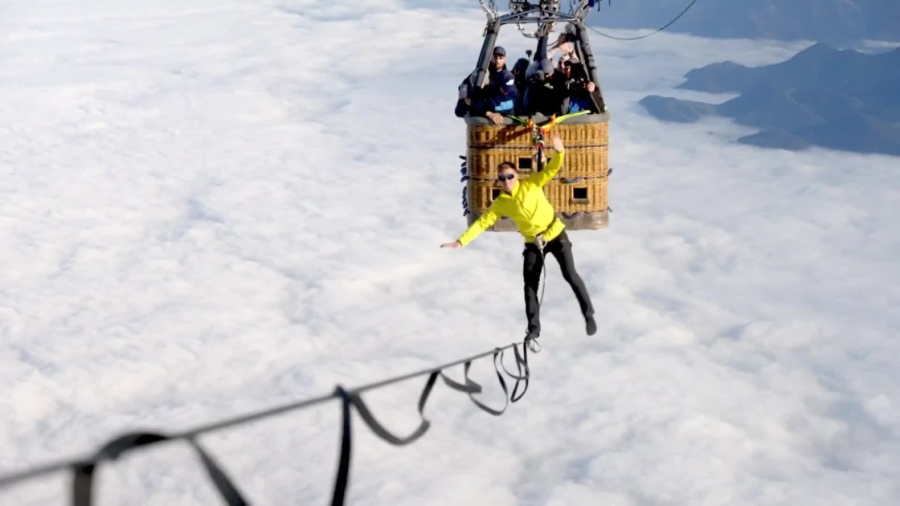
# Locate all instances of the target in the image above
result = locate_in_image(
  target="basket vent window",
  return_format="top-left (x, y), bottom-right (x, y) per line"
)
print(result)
top-left (573, 187), bottom-right (589, 200)
top-left (492, 189), bottom-right (501, 200)
top-left (518, 157), bottom-right (532, 170)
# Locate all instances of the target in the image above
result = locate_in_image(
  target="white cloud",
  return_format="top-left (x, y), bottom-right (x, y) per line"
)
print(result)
top-left (1, 1), bottom-right (898, 505)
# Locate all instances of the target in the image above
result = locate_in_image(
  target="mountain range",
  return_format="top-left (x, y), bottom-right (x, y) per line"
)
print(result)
top-left (638, 43), bottom-right (900, 156)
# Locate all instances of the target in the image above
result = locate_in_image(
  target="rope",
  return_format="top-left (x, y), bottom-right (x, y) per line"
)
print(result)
top-left (529, 224), bottom-right (552, 354)
top-left (538, 242), bottom-right (548, 308)
top-left (0, 339), bottom-right (533, 505)
top-left (585, 0), bottom-right (699, 41)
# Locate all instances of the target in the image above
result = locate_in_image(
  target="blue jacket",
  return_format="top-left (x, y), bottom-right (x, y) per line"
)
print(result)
top-left (471, 69), bottom-right (520, 116)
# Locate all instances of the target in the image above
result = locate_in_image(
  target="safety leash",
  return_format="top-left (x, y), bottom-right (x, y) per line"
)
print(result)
top-left (534, 234), bottom-right (548, 309)
top-left (528, 234), bottom-right (549, 353)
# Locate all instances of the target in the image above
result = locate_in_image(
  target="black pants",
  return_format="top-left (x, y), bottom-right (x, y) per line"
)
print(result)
top-left (523, 230), bottom-right (593, 335)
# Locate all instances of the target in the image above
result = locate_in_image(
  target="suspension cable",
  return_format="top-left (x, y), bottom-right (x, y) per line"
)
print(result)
top-left (0, 338), bottom-right (534, 505)
top-left (586, 0), bottom-right (699, 41)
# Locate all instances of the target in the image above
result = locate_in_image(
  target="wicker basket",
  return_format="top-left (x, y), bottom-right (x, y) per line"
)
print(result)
top-left (543, 145), bottom-right (608, 179)
top-left (467, 124), bottom-right (535, 148)
top-left (468, 145), bottom-right (607, 181)
top-left (466, 179), bottom-right (500, 213)
top-left (467, 147), bottom-right (540, 179)
top-left (467, 119), bottom-right (608, 180)
top-left (543, 176), bottom-right (608, 214)
top-left (554, 120), bottom-right (608, 146)
top-left (467, 118), bottom-right (608, 149)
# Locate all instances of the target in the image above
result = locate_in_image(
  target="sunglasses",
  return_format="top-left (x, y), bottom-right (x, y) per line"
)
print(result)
top-left (498, 173), bottom-right (516, 181)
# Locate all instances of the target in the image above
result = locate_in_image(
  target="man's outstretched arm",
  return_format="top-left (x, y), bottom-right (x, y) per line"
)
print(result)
top-left (441, 204), bottom-right (500, 248)
top-left (527, 133), bottom-right (565, 187)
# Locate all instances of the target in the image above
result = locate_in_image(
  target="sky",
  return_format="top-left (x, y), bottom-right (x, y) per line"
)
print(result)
top-left (1, 0), bottom-right (898, 505)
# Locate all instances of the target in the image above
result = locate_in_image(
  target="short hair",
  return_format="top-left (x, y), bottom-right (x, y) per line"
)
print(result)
top-left (498, 161), bottom-right (517, 173)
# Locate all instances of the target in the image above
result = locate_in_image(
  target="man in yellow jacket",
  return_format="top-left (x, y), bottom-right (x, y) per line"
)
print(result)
top-left (441, 133), bottom-right (596, 347)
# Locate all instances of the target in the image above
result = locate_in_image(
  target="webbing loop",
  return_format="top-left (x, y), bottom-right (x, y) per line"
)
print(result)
top-left (350, 372), bottom-right (437, 446)
top-left (71, 431), bottom-right (247, 506)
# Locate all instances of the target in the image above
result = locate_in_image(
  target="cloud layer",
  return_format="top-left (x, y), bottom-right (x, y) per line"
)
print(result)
top-left (1, 1), bottom-right (898, 505)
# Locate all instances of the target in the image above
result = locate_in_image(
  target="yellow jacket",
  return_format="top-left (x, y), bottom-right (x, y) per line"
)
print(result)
top-left (458, 151), bottom-right (566, 246)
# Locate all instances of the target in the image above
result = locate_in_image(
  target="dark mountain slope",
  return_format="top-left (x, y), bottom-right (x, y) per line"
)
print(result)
top-left (638, 44), bottom-right (900, 156)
